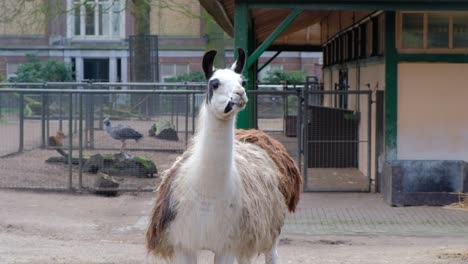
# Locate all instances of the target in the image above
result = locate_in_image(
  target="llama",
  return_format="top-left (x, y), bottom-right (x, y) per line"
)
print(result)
top-left (146, 48), bottom-right (302, 264)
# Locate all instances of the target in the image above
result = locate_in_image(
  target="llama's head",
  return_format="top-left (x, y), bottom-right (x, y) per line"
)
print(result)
top-left (202, 48), bottom-right (248, 120)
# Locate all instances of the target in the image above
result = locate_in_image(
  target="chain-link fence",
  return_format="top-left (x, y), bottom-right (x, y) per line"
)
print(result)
top-left (0, 82), bottom-right (374, 193)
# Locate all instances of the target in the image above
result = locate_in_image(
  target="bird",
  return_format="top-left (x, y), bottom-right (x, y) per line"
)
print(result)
top-left (48, 131), bottom-right (68, 158)
top-left (103, 118), bottom-right (143, 156)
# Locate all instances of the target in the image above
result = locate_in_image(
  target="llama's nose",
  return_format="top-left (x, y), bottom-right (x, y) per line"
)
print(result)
top-left (234, 89), bottom-right (245, 97)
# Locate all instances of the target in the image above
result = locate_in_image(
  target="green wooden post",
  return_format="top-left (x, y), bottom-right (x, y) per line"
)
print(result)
top-left (234, 1), bottom-right (255, 129)
top-left (385, 11), bottom-right (398, 160)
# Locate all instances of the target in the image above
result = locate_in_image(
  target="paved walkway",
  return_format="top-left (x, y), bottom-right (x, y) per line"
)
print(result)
top-left (285, 193), bottom-right (468, 236)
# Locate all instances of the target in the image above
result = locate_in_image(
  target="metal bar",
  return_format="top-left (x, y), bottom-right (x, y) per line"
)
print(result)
top-left (257, 51), bottom-right (281, 73)
top-left (367, 92), bottom-right (373, 192)
top-left (246, 0), bottom-right (468, 10)
top-left (59, 93), bottom-right (63, 131)
top-left (40, 93), bottom-right (46, 148)
top-left (0, 82), bottom-right (206, 87)
top-left (0, 89), bottom-right (373, 95)
top-left (296, 90), bottom-right (302, 173)
top-left (246, 8), bottom-right (302, 69)
top-left (68, 93), bottom-right (73, 190)
top-left (78, 94), bottom-right (83, 191)
top-left (18, 93), bottom-right (24, 152)
top-left (302, 80), bottom-right (309, 192)
top-left (89, 93), bottom-right (94, 149)
top-left (192, 93), bottom-right (196, 134)
top-left (46, 93), bottom-right (50, 146)
top-left (185, 93), bottom-right (189, 148)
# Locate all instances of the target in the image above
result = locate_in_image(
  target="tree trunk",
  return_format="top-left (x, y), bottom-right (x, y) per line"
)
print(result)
top-left (203, 10), bottom-right (225, 68)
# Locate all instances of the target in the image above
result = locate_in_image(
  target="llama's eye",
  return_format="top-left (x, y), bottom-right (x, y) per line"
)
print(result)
top-left (210, 79), bottom-right (220, 90)
top-left (241, 80), bottom-right (247, 86)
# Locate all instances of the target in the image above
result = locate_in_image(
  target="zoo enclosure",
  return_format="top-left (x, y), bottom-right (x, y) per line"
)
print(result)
top-left (0, 82), bottom-right (373, 192)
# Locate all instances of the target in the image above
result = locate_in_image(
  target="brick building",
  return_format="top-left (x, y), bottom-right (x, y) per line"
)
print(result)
top-left (0, 0), bottom-right (322, 82)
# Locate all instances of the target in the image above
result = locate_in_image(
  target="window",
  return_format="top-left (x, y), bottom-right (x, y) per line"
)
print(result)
top-left (399, 11), bottom-right (468, 51)
top-left (6, 63), bottom-right (21, 81)
top-left (359, 23), bottom-right (368, 58)
top-left (371, 16), bottom-right (380, 56)
top-left (160, 64), bottom-right (190, 82)
top-left (453, 14), bottom-right (468, 48)
top-left (427, 13), bottom-right (449, 48)
top-left (68, 0), bottom-right (125, 38)
top-left (402, 13), bottom-right (424, 48)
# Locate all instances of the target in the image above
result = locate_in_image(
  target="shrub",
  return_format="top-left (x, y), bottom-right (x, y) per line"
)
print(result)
top-left (164, 71), bottom-right (205, 83)
top-left (262, 69), bottom-right (306, 84)
top-left (10, 54), bottom-right (74, 82)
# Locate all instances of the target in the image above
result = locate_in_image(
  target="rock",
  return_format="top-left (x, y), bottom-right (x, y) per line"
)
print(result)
top-left (83, 153), bottom-right (157, 178)
top-left (148, 120), bottom-right (179, 141)
top-left (93, 173), bottom-right (119, 196)
top-left (46, 156), bottom-right (86, 165)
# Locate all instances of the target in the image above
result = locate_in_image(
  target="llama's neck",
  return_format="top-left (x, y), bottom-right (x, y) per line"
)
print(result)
top-left (190, 106), bottom-right (236, 191)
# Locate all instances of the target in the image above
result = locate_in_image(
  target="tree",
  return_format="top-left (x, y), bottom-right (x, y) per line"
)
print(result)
top-left (203, 10), bottom-right (225, 68)
top-left (263, 69), bottom-right (306, 84)
top-left (11, 54), bottom-right (73, 82)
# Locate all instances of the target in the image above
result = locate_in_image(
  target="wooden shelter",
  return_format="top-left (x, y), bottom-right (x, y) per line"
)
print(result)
top-left (200, 0), bottom-right (468, 204)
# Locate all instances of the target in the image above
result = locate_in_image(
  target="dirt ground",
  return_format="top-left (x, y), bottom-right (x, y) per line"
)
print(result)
top-left (1, 190), bottom-right (467, 264)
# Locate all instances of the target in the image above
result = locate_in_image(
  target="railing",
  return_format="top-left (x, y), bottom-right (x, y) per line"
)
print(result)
top-left (0, 82), bottom-right (374, 193)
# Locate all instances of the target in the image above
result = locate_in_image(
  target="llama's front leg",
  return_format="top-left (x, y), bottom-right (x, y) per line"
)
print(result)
top-left (214, 254), bottom-right (234, 264)
top-left (236, 256), bottom-right (252, 264)
top-left (173, 250), bottom-right (197, 264)
top-left (265, 237), bottom-right (279, 264)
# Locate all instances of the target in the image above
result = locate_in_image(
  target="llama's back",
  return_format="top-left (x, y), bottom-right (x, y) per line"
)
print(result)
top-left (235, 129), bottom-right (302, 212)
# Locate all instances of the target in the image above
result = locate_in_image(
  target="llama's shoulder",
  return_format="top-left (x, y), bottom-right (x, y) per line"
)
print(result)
top-left (235, 129), bottom-right (303, 212)
top-left (146, 150), bottom-right (191, 258)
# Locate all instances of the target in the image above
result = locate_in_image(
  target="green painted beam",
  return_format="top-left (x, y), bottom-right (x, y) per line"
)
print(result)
top-left (240, 0), bottom-right (468, 11)
top-left (398, 54), bottom-right (468, 63)
top-left (268, 45), bottom-right (322, 52)
top-left (384, 11), bottom-right (398, 160)
top-left (234, 1), bottom-right (255, 129)
top-left (246, 8), bottom-right (302, 69)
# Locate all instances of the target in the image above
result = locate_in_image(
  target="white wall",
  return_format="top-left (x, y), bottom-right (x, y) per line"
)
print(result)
top-left (398, 63), bottom-right (468, 161)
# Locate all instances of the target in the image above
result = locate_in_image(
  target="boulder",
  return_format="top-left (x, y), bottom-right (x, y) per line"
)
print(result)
top-left (93, 173), bottom-right (120, 196)
top-left (83, 153), bottom-right (157, 178)
top-left (148, 120), bottom-right (179, 141)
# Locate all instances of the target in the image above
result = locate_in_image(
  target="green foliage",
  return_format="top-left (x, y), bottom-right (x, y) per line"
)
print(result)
top-left (11, 54), bottom-right (73, 82)
top-left (164, 71), bottom-right (205, 83)
top-left (263, 69), bottom-right (306, 84)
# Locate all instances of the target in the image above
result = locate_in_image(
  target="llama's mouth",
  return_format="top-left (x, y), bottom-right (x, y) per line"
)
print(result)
top-left (224, 98), bottom-right (246, 113)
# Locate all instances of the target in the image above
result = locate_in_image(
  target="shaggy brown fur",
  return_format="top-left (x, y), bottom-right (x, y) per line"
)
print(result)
top-left (146, 153), bottom-right (189, 258)
top-left (235, 129), bottom-right (302, 212)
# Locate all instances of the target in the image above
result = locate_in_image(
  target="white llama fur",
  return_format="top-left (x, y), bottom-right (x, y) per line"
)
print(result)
top-left (147, 48), bottom-right (301, 264)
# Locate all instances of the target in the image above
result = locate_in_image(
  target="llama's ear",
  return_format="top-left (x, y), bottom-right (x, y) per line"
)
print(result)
top-left (203, 50), bottom-right (217, 80)
top-left (231, 48), bottom-right (246, 74)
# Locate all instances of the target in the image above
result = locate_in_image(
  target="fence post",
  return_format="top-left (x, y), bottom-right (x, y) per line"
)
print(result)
top-left (191, 93), bottom-right (196, 134)
top-left (367, 91), bottom-right (373, 192)
top-left (19, 93), bottom-right (24, 152)
top-left (296, 89), bottom-right (302, 173)
top-left (41, 93), bottom-right (46, 148)
top-left (78, 93), bottom-right (83, 190)
top-left (68, 93), bottom-right (73, 190)
top-left (185, 93), bottom-right (189, 149)
top-left (302, 83), bottom-right (309, 192)
top-left (59, 93), bottom-right (63, 132)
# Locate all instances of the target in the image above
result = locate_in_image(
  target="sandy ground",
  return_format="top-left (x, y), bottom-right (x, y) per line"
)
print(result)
top-left (0, 190), bottom-right (467, 264)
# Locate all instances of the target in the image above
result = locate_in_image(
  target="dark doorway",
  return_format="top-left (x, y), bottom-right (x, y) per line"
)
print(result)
top-left (84, 58), bottom-right (109, 82)
top-left (338, 68), bottom-right (349, 109)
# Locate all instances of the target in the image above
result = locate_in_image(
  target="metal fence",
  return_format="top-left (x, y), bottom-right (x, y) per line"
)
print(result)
top-left (0, 82), bottom-right (374, 193)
